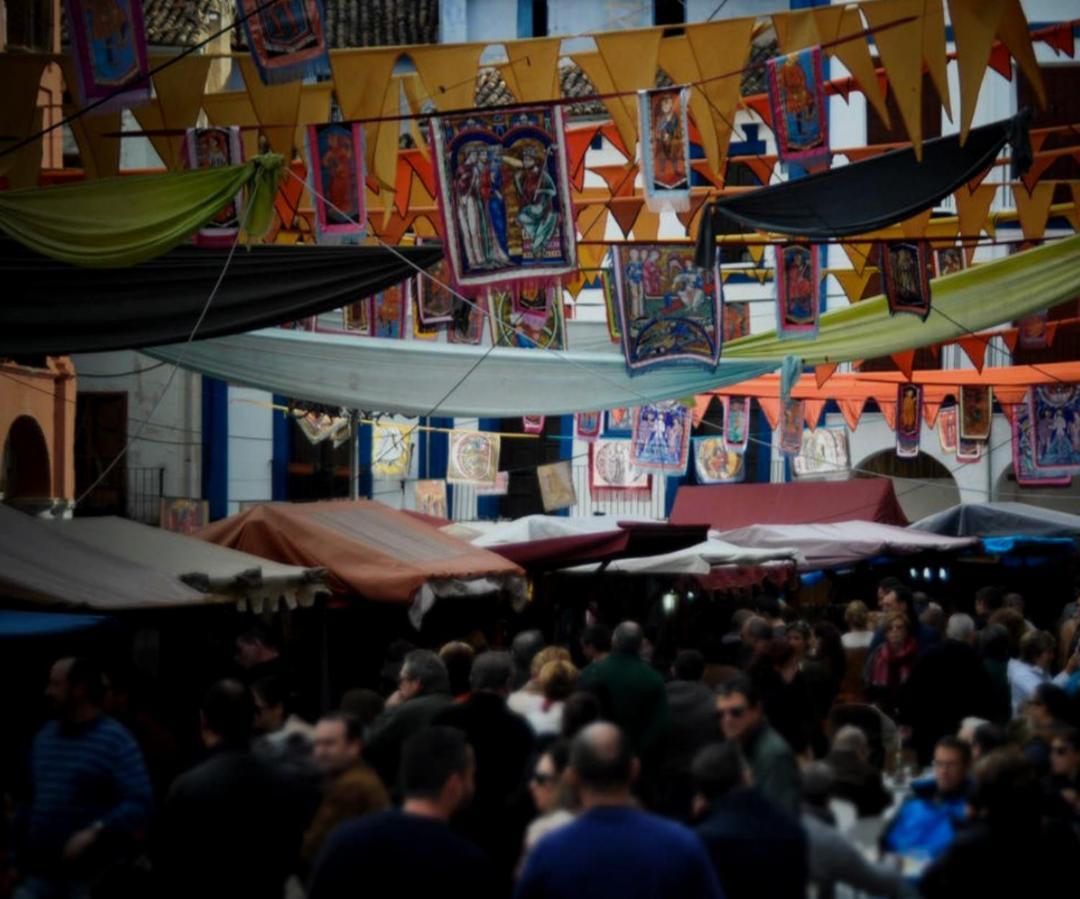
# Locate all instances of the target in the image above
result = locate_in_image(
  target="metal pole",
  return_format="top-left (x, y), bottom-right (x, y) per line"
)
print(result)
top-left (348, 409), bottom-right (359, 500)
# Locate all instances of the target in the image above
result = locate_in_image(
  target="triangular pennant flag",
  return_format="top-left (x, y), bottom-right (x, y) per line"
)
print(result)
top-left (815, 363), bottom-right (839, 388)
top-left (891, 350), bottom-right (917, 380)
top-left (954, 183), bottom-right (998, 242)
top-left (772, 9), bottom-right (821, 54)
top-left (201, 90), bottom-right (261, 159)
top-left (565, 126), bottom-right (600, 192)
top-left (589, 162), bottom-right (639, 198)
top-left (1041, 22), bottom-right (1075, 57)
top-left (923, 400), bottom-right (943, 428)
top-left (576, 205), bottom-right (610, 272)
top-left (693, 394), bottom-right (713, 426)
top-left (394, 155), bottom-right (413, 217)
top-left (130, 101), bottom-right (171, 170)
top-left (861, 0), bottom-right (927, 157)
top-left (690, 158), bottom-right (725, 189)
top-left (742, 156), bottom-right (778, 186)
top-left (506, 37), bottom-right (562, 101)
top-left (880, 401), bottom-right (898, 431)
top-left (1001, 328), bottom-right (1019, 352)
top-left (747, 243), bottom-right (766, 265)
top-left (949, 0), bottom-right (1009, 145)
top-left (827, 6), bottom-right (890, 127)
top-left (676, 194), bottom-right (710, 236)
top-left (922, 0), bottom-right (953, 121)
top-left (659, 36), bottom-right (723, 175)
top-left (997, 0), bottom-right (1046, 108)
top-left (832, 269), bottom-right (876, 304)
top-left (594, 29), bottom-right (663, 151)
top-left (959, 336), bottom-right (988, 372)
top-left (403, 151), bottom-right (437, 199)
top-left (839, 397), bottom-right (867, 430)
top-left (741, 91), bottom-right (773, 127)
top-left (240, 58), bottom-right (303, 158)
top-left (1046, 320), bottom-right (1061, 347)
top-left (843, 242), bottom-right (875, 276)
top-left (842, 146), bottom-right (894, 163)
top-left (608, 197), bottom-right (645, 238)
top-left (295, 82), bottom-right (334, 157)
top-left (803, 399), bottom-right (827, 430)
top-left (900, 208), bottom-right (935, 238)
top-left (0, 55), bottom-right (48, 184)
top-left (633, 209), bottom-right (662, 242)
top-left (410, 44), bottom-right (485, 110)
top-left (331, 49), bottom-right (401, 186)
top-left (988, 42), bottom-right (1013, 80)
top-left (759, 397), bottom-right (781, 431)
top-left (1012, 182), bottom-right (1056, 241)
top-left (573, 52), bottom-right (639, 160)
top-left (150, 54), bottom-right (212, 170)
top-left (564, 270), bottom-right (589, 300)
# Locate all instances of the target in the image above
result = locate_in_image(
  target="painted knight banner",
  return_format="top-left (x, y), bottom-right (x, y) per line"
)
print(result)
top-left (1029, 384), bottom-right (1080, 472)
top-left (630, 402), bottom-right (691, 474)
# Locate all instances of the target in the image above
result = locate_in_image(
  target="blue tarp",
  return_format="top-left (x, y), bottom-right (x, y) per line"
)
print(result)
top-left (0, 610), bottom-right (109, 638)
top-left (981, 536), bottom-right (1077, 554)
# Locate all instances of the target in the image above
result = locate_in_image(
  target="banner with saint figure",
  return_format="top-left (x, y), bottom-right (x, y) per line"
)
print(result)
top-left (638, 87), bottom-right (691, 212)
top-left (305, 122), bottom-right (367, 244)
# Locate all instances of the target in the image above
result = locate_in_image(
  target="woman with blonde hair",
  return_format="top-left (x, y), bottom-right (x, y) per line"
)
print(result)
top-left (842, 600), bottom-right (874, 650)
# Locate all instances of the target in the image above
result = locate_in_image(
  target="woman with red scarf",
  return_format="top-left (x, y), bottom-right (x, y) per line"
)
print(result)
top-left (863, 614), bottom-right (918, 721)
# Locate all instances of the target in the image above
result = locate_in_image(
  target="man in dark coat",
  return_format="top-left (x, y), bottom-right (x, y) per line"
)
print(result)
top-left (660, 650), bottom-right (718, 819)
top-left (824, 725), bottom-right (891, 817)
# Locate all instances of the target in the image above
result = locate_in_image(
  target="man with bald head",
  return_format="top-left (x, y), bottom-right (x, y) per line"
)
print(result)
top-left (515, 722), bottom-right (723, 899)
top-left (577, 621), bottom-right (668, 765)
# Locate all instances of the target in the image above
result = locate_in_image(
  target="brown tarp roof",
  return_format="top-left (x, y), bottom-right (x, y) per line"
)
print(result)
top-left (198, 500), bottom-right (524, 603)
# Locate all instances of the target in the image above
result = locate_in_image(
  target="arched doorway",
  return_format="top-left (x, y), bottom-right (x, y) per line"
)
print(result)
top-left (856, 450), bottom-right (960, 522)
top-left (1, 415), bottom-right (51, 499)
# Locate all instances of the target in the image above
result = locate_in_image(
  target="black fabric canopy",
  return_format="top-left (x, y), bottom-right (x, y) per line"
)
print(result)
top-left (0, 240), bottom-right (442, 354)
top-left (911, 502), bottom-right (1080, 539)
top-left (696, 114), bottom-right (1031, 269)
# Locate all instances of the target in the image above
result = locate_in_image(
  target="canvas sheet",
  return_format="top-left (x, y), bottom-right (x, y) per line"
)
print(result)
top-left (896, 383), bottom-right (922, 459)
top-left (723, 396), bottom-right (750, 454)
top-left (630, 402), bottom-right (691, 474)
top-left (589, 440), bottom-right (650, 500)
top-left (576, 412), bottom-right (602, 442)
top-left (238, 0), bottom-right (329, 85)
top-left (960, 385), bottom-right (992, 441)
top-left (766, 46), bottom-right (829, 164)
top-left (938, 406), bottom-right (958, 454)
top-left (883, 241), bottom-right (932, 320)
top-left (537, 461), bottom-right (577, 512)
top-left (488, 286), bottom-right (566, 350)
top-left (792, 428), bottom-right (850, 480)
top-left (431, 105), bottom-right (576, 291)
top-left (447, 432), bottom-right (501, 485)
top-left (414, 479), bottom-right (447, 518)
top-left (305, 122), bottom-right (366, 244)
top-left (185, 127), bottom-right (244, 246)
top-left (780, 398), bottom-right (805, 455)
top-left (64, 0), bottom-right (150, 110)
top-left (775, 244), bottom-right (820, 340)
top-left (371, 424), bottom-right (412, 479)
top-left (1013, 397), bottom-right (1072, 486)
top-left (612, 244), bottom-right (722, 373)
top-left (693, 437), bottom-right (745, 484)
top-left (1029, 385), bottom-right (1080, 472)
top-left (638, 87), bottom-right (691, 212)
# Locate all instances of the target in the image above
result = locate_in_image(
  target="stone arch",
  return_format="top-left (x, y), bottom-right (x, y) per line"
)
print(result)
top-left (854, 449), bottom-right (960, 522)
top-left (1, 414), bottom-right (51, 500)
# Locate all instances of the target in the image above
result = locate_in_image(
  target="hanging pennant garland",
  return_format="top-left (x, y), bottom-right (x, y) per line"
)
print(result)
top-left (537, 460), bottom-right (577, 512)
top-left (64, 0), bottom-right (150, 110)
top-left (959, 385), bottom-right (992, 440)
top-left (237, 0), bottom-right (330, 85)
top-left (638, 86), bottom-right (692, 212)
top-left (780, 398), bottom-right (805, 455)
top-left (576, 412), bottom-right (602, 442)
top-left (447, 431), bottom-right (500, 485)
top-left (415, 479), bottom-right (448, 518)
top-left (1013, 397), bottom-right (1071, 486)
top-left (776, 244), bottom-right (820, 340)
top-left (766, 46), bottom-right (829, 164)
top-left (523, 415), bottom-right (545, 434)
top-left (589, 440), bottom-right (651, 501)
top-left (305, 122), bottom-right (367, 244)
top-left (612, 244), bottom-right (723, 373)
top-left (896, 383), bottom-right (923, 459)
top-left (723, 396), bottom-right (751, 455)
top-left (430, 105), bottom-right (577, 293)
top-left (1029, 385), bottom-right (1080, 472)
top-left (488, 286), bottom-right (566, 349)
top-left (882, 241), bottom-right (933, 320)
top-left (693, 437), bottom-right (745, 484)
top-left (630, 402), bottom-right (691, 475)
top-left (184, 127), bottom-right (244, 246)
top-left (938, 406), bottom-right (958, 454)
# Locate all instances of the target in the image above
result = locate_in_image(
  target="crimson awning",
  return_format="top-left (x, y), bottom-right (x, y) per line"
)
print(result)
top-left (670, 477), bottom-right (908, 530)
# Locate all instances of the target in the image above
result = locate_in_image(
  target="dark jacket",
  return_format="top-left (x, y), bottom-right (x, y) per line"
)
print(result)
top-left (664, 680), bottom-right (718, 772)
top-left (696, 787), bottom-right (807, 899)
top-left (825, 748), bottom-right (892, 817)
top-left (364, 690), bottom-right (454, 791)
top-left (577, 651), bottom-right (669, 759)
top-left (741, 722), bottom-right (801, 819)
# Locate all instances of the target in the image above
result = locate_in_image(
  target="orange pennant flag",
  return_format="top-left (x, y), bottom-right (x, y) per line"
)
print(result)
top-left (892, 350), bottom-right (917, 380)
top-left (988, 42), bottom-right (1013, 80)
top-left (923, 400), bottom-right (943, 428)
top-left (1046, 320), bottom-right (1060, 347)
top-left (815, 363), bottom-right (839, 388)
top-left (676, 194), bottom-right (710, 238)
top-left (959, 336), bottom-right (988, 372)
top-left (608, 197), bottom-right (646, 238)
top-left (880, 401), bottom-right (897, 431)
top-left (861, 0), bottom-right (928, 157)
top-left (590, 163), bottom-right (639, 198)
top-left (1001, 328), bottom-right (1019, 352)
top-left (839, 398), bottom-right (867, 431)
top-left (742, 156), bottom-right (778, 186)
top-left (949, 0), bottom-right (1009, 145)
top-left (594, 29), bottom-right (663, 151)
top-left (832, 269), bottom-right (875, 304)
top-left (741, 92), bottom-right (773, 127)
top-left (803, 399), bottom-right (827, 430)
top-left (565, 127), bottom-right (600, 192)
top-left (997, 0), bottom-right (1046, 108)
top-left (1041, 22), bottom-right (1075, 57)
top-left (954, 183), bottom-right (998, 241)
top-left (759, 397), bottom-right (781, 431)
top-left (1012, 182), bottom-right (1056, 241)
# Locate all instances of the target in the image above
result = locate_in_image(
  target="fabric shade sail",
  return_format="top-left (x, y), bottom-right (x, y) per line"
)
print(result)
top-left (197, 501), bottom-right (525, 620)
top-left (51, 517), bottom-right (326, 612)
top-left (671, 478), bottom-right (909, 530)
top-left (911, 502), bottom-right (1080, 539)
top-left (715, 522), bottom-right (978, 571)
top-left (0, 157), bottom-right (283, 267)
top-left (559, 536), bottom-right (803, 575)
top-left (0, 239), bottom-right (443, 354)
top-left (695, 114), bottom-right (1028, 267)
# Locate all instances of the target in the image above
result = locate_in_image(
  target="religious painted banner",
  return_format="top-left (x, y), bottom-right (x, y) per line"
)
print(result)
top-left (896, 383), bottom-right (922, 459)
top-left (431, 106), bottom-right (577, 292)
top-left (601, 271), bottom-right (621, 342)
top-left (342, 298), bottom-right (372, 335)
top-left (959, 386), bottom-right (992, 441)
top-left (414, 479), bottom-right (447, 519)
top-left (371, 424), bottom-right (412, 479)
top-left (415, 255), bottom-right (456, 326)
top-left (64, 0), bottom-right (150, 110)
top-left (305, 122), bottom-right (366, 244)
top-left (723, 301), bottom-right (750, 343)
top-left (792, 428), bottom-right (850, 480)
top-left (605, 407), bottom-right (634, 436)
top-left (448, 296), bottom-right (484, 345)
top-left (1029, 385), bottom-right (1080, 472)
top-left (780, 398), bottom-right (805, 455)
top-left (933, 246), bottom-right (966, 278)
top-left (296, 409), bottom-right (348, 445)
top-left (1013, 396), bottom-right (1071, 486)
top-left (475, 471), bottom-right (510, 496)
top-left (766, 46), bottom-right (829, 164)
top-left (237, 0), bottom-right (330, 85)
top-left (488, 286), bottom-right (566, 350)
top-left (373, 283), bottom-right (407, 339)
top-left (160, 498), bottom-right (208, 534)
top-left (882, 241), bottom-right (932, 320)
top-left (723, 396), bottom-right (750, 454)
top-left (612, 244), bottom-right (722, 373)
top-left (638, 86), bottom-right (691, 212)
top-left (589, 440), bottom-right (651, 500)
top-left (693, 438), bottom-right (745, 484)
top-left (447, 431), bottom-right (501, 485)
top-left (938, 406), bottom-right (958, 454)
top-left (185, 127), bottom-right (245, 246)
top-left (576, 412), bottom-right (602, 442)
top-left (523, 415), bottom-right (545, 434)
top-left (411, 293), bottom-right (440, 341)
top-left (775, 244), bottom-right (819, 340)
top-left (630, 402), bottom-right (691, 474)
top-left (956, 438), bottom-right (984, 463)
top-left (537, 460), bottom-right (577, 512)
top-left (1018, 310), bottom-right (1049, 350)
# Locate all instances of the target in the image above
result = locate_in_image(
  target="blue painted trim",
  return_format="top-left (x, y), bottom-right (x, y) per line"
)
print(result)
top-left (271, 394), bottom-right (289, 501)
top-left (664, 475), bottom-right (682, 518)
top-left (729, 124), bottom-right (767, 158)
top-left (201, 377), bottom-right (228, 520)
top-left (476, 418), bottom-right (501, 520)
top-left (516, 0), bottom-right (533, 37)
top-left (755, 404), bottom-right (772, 484)
top-left (554, 415), bottom-right (573, 517)
top-left (358, 420), bottom-right (373, 499)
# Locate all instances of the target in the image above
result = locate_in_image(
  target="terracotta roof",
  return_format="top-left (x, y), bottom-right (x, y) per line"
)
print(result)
top-left (233, 0), bottom-right (439, 50)
top-left (61, 0), bottom-right (211, 47)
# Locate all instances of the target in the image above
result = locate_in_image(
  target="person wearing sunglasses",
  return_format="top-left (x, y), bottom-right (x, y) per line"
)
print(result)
top-left (1045, 727), bottom-right (1080, 822)
top-left (518, 740), bottom-right (576, 875)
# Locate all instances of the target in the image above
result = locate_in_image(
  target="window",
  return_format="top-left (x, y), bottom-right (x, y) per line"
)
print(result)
top-left (654, 0), bottom-right (685, 26)
top-left (3, 0), bottom-right (51, 51)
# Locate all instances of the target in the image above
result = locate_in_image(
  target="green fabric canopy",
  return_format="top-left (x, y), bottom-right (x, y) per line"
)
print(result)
top-left (0, 155), bottom-right (284, 267)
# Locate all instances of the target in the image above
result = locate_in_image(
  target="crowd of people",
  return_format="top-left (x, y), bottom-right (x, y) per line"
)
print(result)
top-left (4, 577), bottom-right (1080, 898)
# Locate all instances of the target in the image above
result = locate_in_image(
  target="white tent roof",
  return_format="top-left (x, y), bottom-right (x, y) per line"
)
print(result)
top-left (471, 514), bottom-right (643, 547)
top-left (560, 536), bottom-right (802, 576)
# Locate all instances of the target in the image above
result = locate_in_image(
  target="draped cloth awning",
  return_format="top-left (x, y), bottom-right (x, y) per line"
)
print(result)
top-left (696, 114), bottom-right (1030, 268)
top-left (912, 502), bottom-right (1080, 539)
top-left (0, 239), bottom-right (443, 354)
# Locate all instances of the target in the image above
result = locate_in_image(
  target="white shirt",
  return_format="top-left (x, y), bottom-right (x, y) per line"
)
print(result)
top-left (1007, 658), bottom-right (1070, 715)
top-left (842, 631), bottom-right (874, 650)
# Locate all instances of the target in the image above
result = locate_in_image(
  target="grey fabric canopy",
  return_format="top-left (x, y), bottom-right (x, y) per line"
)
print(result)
top-left (910, 503), bottom-right (1080, 539)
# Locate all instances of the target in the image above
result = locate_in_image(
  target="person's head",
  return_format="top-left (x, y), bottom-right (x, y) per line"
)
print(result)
top-left (880, 585), bottom-right (914, 621)
top-left (399, 649), bottom-right (450, 701)
top-left (754, 638), bottom-right (799, 683)
top-left (801, 762), bottom-right (835, 811)
top-left (691, 741), bottom-right (749, 814)
top-left (946, 613), bottom-right (977, 646)
top-left (832, 724), bottom-right (870, 761)
top-left (957, 716), bottom-right (990, 745)
top-left (568, 722), bottom-right (637, 802)
top-left (979, 623), bottom-right (1012, 662)
top-left (312, 713), bottom-right (363, 778)
top-left (511, 629), bottom-right (545, 684)
top-left (251, 675), bottom-right (289, 735)
top-left (46, 657), bottom-right (104, 721)
top-left (987, 609), bottom-right (1026, 656)
top-left (845, 600), bottom-right (870, 632)
top-left (339, 688), bottom-right (384, 729)
top-left (469, 651), bottom-right (514, 697)
top-left (530, 646), bottom-right (571, 681)
top-left (970, 723), bottom-right (1007, 762)
top-left (1003, 593), bottom-right (1025, 616)
top-left (975, 585), bottom-right (1005, 620)
top-left (729, 608), bottom-right (756, 635)
top-left (612, 621), bottom-right (644, 657)
top-left (580, 623), bottom-right (611, 661)
top-left (716, 677), bottom-right (764, 743)
top-left (234, 625), bottom-right (279, 670)
top-left (439, 641), bottom-right (475, 698)
top-left (561, 690), bottom-right (602, 739)
top-left (920, 603), bottom-right (946, 636)
top-left (1019, 630), bottom-right (1056, 671)
top-left (399, 726), bottom-right (475, 819)
top-left (1026, 683), bottom-right (1071, 729)
top-left (1049, 727), bottom-right (1080, 780)
top-left (201, 679), bottom-right (254, 749)
top-left (741, 615), bottom-right (773, 651)
top-left (784, 621), bottom-right (811, 660)
top-left (672, 649), bottom-right (706, 682)
top-left (530, 739), bottom-right (571, 814)
top-left (877, 576), bottom-right (904, 603)
top-left (933, 735), bottom-right (972, 795)
top-left (970, 748), bottom-right (1041, 825)
top-left (811, 621), bottom-right (845, 674)
top-left (539, 660), bottom-right (578, 703)
top-left (884, 613), bottom-right (912, 650)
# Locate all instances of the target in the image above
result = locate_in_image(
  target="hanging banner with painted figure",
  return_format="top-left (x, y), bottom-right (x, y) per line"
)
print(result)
top-left (605, 407), bottom-right (634, 436)
top-left (792, 429), bottom-right (849, 480)
top-left (305, 122), bottom-right (367, 244)
top-left (415, 253), bottom-right (456, 326)
top-left (959, 385), bottom-right (992, 441)
top-left (537, 460), bottom-right (577, 512)
top-left (65, 0), bottom-right (150, 110)
top-left (938, 406), bottom-right (958, 454)
top-left (723, 396), bottom-right (750, 455)
top-left (373, 283), bottom-right (408, 339)
top-left (523, 415), bottom-right (545, 434)
top-left (882, 241), bottom-right (932, 320)
top-left (415, 479), bottom-right (448, 518)
top-left (447, 431), bottom-right (500, 485)
top-left (723, 301), bottom-right (750, 343)
top-left (693, 437), bottom-right (745, 484)
top-left (766, 46), bottom-right (829, 164)
top-left (896, 383), bottom-right (922, 459)
top-left (448, 296), bottom-right (484, 345)
top-left (1029, 384), bottom-right (1080, 472)
top-left (1017, 310), bottom-right (1049, 350)
top-left (371, 424), bottom-right (412, 479)
top-left (638, 86), bottom-right (691, 212)
top-left (488, 286), bottom-right (566, 350)
top-left (629, 402), bottom-right (691, 474)
top-left (576, 412), bottom-right (602, 442)
top-left (237, 0), bottom-right (330, 85)
top-left (780, 398), bottom-right (805, 455)
top-left (775, 244), bottom-right (819, 340)
top-left (185, 127), bottom-right (245, 246)
top-left (589, 440), bottom-right (651, 500)
top-left (1013, 397), bottom-right (1071, 486)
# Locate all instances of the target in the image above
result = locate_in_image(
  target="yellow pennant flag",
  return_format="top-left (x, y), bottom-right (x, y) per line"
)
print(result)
top-left (996, 0), bottom-right (1045, 108)
top-left (861, 0), bottom-right (928, 158)
top-left (150, 54), bottom-right (212, 169)
top-left (921, 0), bottom-right (953, 121)
top-left (831, 268), bottom-right (876, 303)
top-left (948, 0), bottom-right (1008, 144)
top-left (1012, 182), bottom-right (1056, 241)
top-left (410, 44), bottom-right (485, 111)
top-left (842, 242), bottom-right (875, 276)
top-left (506, 37), bottom-right (563, 102)
top-left (594, 29), bottom-right (664, 151)
top-left (331, 49), bottom-right (402, 187)
top-left (0, 55), bottom-right (47, 183)
top-left (202, 90), bottom-right (261, 160)
top-left (659, 36), bottom-right (721, 176)
top-left (954, 183), bottom-right (998, 240)
top-left (240, 58), bottom-right (302, 158)
top-left (825, 6), bottom-right (890, 128)
top-left (59, 57), bottom-right (121, 179)
top-left (573, 52), bottom-right (637, 157)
